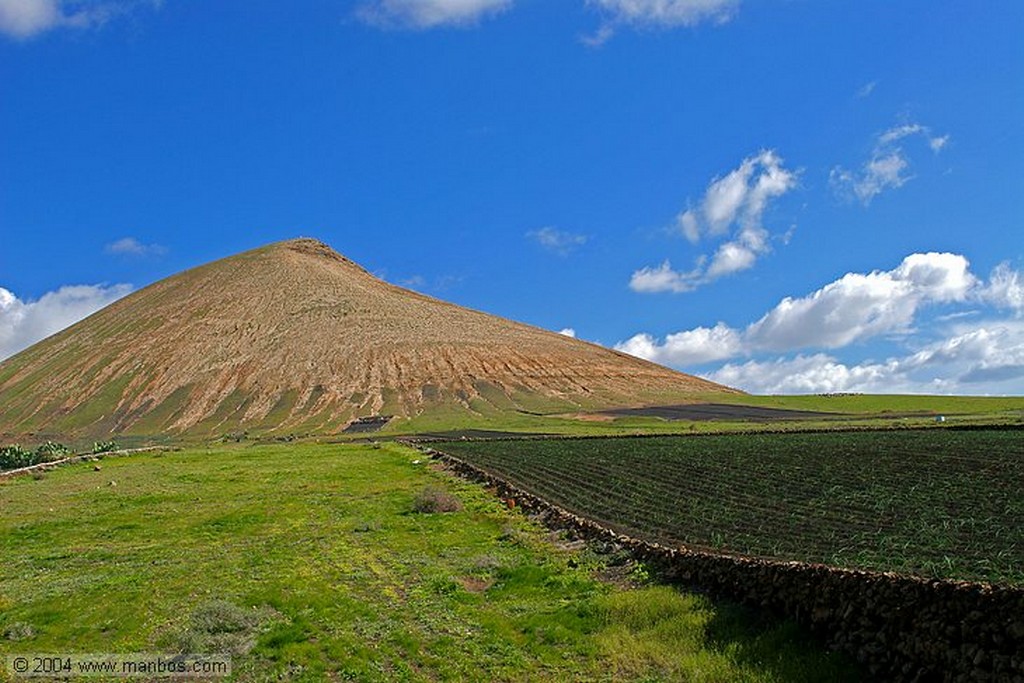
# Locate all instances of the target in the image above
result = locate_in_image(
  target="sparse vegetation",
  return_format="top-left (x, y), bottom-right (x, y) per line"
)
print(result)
top-left (161, 599), bottom-right (279, 657)
top-left (436, 429), bottom-right (1024, 583)
top-left (2, 622), bottom-right (34, 642)
top-left (411, 485), bottom-right (463, 513)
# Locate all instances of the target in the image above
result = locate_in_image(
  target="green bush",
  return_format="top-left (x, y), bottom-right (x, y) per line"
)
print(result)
top-left (35, 441), bottom-right (70, 462)
top-left (0, 442), bottom-right (73, 471)
top-left (92, 440), bottom-right (120, 454)
top-left (0, 445), bottom-right (35, 471)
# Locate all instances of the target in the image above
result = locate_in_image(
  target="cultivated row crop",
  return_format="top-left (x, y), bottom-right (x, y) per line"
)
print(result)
top-left (434, 430), bottom-right (1024, 584)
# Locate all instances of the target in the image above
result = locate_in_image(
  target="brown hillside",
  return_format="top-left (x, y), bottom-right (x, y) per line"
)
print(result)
top-left (0, 238), bottom-right (736, 438)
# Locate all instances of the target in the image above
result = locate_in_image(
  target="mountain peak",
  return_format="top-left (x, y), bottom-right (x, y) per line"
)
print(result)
top-left (262, 237), bottom-right (371, 273)
top-left (0, 239), bottom-right (735, 439)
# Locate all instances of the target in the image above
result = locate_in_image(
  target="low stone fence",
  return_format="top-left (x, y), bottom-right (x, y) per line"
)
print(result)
top-left (419, 445), bottom-right (1024, 683)
top-left (0, 446), bottom-right (171, 481)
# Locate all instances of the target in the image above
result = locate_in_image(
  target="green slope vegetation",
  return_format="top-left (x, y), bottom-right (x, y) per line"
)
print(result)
top-left (708, 393), bottom-right (1024, 418)
top-left (0, 443), bottom-right (857, 682)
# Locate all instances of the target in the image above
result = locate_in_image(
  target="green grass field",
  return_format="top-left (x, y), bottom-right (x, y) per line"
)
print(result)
top-left (376, 393), bottom-right (1024, 440)
top-left (11, 392), bottom-right (1021, 453)
top-left (709, 393), bottom-right (1024, 418)
top-left (435, 429), bottom-right (1024, 584)
top-left (0, 442), bottom-right (857, 681)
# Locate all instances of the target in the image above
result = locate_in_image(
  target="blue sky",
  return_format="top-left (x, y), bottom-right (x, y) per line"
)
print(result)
top-left (1, 0), bottom-right (1022, 394)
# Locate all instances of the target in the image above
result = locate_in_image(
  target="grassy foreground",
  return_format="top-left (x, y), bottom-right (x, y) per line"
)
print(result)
top-left (0, 443), bottom-right (857, 681)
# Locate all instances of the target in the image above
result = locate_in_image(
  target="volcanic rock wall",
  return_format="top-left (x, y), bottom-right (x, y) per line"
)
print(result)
top-left (420, 445), bottom-right (1024, 682)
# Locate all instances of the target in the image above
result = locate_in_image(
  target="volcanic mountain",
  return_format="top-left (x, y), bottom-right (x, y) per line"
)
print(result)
top-left (0, 238), bottom-right (736, 439)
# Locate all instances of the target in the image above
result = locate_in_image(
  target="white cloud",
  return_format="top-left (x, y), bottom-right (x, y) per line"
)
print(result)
top-left (0, 283), bottom-right (132, 360)
top-left (895, 252), bottom-right (978, 302)
top-left (616, 322), bottom-right (742, 366)
top-left (527, 227), bottom-right (588, 255)
top-left (616, 251), bottom-right (1024, 393)
top-left (632, 150), bottom-right (798, 292)
top-left (620, 252), bottom-right (981, 360)
top-left (929, 135), bottom-right (950, 153)
top-left (856, 81), bottom-right (877, 98)
top-left (877, 123), bottom-right (926, 145)
top-left (558, 327), bottom-right (577, 338)
top-left (983, 262), bottom-right (1024, 314)
top-left (705, 322), bottom-right (1024, 395)
top-left (629, 260), bottom-right (701, 293)
top-left (583, 0), bottom-right (738, 44)
top-left (746, 252), bottom-right (977, 350)
top-left (831, 122), bottom-right (950, 205)
top-left (105, 236), bottom-right (167, 256)
top-left (579, 23), bottom-right (615, 47)
top-left (902, 323), bottom-right (1024, 379)
top-left (0, 0), bottom-right (61, 38)
top-left (706, 354), bottom-right (902, 395)
top-left (692, 161), bottom-right (749, 235)
top-left (356, 0), bottom-right (512, 29)
top-left (0, 0), bottom-right (159, 39)
top-left (829, 153), bottom-right (908, 204)
top-left (705, 237), bottom-right (757, 279)
top-left (394, 272), bottom-right (463, 293)
top-left (680, 150), bottom-right (796, 242)
top-left (589, 0), bottom-right (738, 28)
top-left (398, 274), bottom-right (427, 289)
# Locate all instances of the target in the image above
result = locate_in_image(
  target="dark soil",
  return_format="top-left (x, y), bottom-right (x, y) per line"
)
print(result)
top-left (599, 403), bottom-right (841, 421)
top-left (342, 415), bottom-right (393, 433)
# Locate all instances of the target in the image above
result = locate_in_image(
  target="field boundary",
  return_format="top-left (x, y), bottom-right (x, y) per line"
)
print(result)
top-left (414, 443), bottom-right (1024, 682)
top-left (406, 421), bottom-right (1024, 443)
top-left (0, 446), bottom-right (172, 481)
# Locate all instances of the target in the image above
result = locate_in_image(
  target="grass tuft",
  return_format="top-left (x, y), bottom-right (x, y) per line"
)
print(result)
top-left (2, 622), bottom-right (35, 642)
top-left (411, 485), bottom-right (463, 513)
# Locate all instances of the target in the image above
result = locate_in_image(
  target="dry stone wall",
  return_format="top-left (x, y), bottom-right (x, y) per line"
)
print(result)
top-left (419, 446), bottom-right (1024, 683)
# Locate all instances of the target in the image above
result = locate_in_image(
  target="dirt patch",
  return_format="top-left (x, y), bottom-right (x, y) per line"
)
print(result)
top-left (566, 412), bottom-right (616, 422)
top-left (599, 403), bottom-right (842, 422)
top-left (458, 576), bottom-right (493, 594)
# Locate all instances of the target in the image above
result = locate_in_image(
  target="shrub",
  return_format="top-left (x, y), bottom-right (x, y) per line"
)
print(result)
top-left (161, 599), bottom-right (278, 657)
top-left (0, 445), bottom-right (35, 471)
top-left (470, 554), bottom-right (503, 573)
top-left (2, 622), bottom-right (35, 641)
top-left (191, 600), bottom-right (257, 635)
top-left (0, 442), bottom-right (73, 471)
top-left (92, 441), bottom-right (120, 454)
top-left (35, 441), bottom-right (70, 463)
top-left (412, 486), bottom-right (463, 514)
